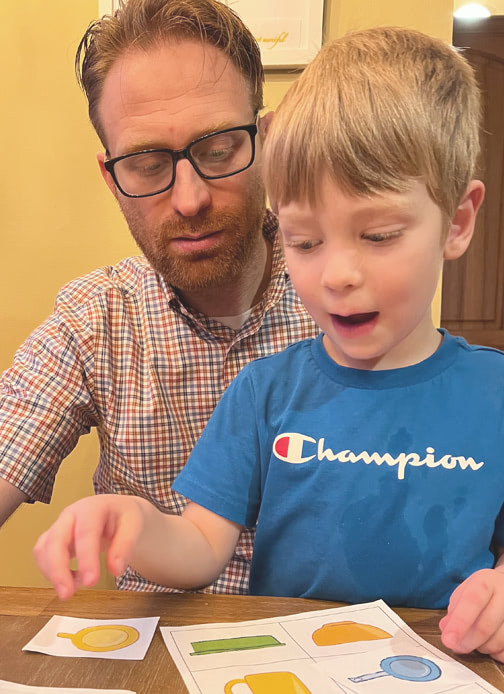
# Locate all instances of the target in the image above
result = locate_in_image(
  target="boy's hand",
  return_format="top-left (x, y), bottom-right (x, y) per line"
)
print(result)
top-left (440, 567), bottom-right (504, 662)
top-left (34, 494), bottom-right (149, 600)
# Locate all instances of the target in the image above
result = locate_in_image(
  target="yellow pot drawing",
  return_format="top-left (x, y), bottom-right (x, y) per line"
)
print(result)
top-left (57, 624), bottom-right (140, 652)
top-left (225, 671), bottom-right (311, 693)
top-left (312, 621), bottom-right (391, 646)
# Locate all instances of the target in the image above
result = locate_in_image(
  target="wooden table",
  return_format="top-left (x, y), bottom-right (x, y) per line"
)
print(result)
top-left (1, 586), bottom-right (503, 692)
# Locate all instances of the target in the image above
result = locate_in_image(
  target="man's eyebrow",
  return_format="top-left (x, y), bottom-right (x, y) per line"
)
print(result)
top-left (118, 121), bottom-right (243, 156)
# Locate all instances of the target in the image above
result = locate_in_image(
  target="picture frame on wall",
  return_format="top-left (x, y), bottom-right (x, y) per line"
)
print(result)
top-left (98, 0), bottom-right (324, 68)
top-left (99, 0), bottom-right (119, 17)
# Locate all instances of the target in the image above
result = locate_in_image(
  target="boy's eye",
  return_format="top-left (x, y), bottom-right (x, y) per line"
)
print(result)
top-left (362, 230), bottom-right (402, 243)
top-left (285, 239), bottom-right (321, 251)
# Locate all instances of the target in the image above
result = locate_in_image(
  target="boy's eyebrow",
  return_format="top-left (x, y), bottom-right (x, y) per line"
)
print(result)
top-left (280, 199), bottom-right (415, 225)
top-left (356, 200), bottom-right (415, 219)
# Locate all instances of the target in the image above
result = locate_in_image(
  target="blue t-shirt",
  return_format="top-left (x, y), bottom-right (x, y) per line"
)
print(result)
top-left (174, 331), bottom-right (504, 608)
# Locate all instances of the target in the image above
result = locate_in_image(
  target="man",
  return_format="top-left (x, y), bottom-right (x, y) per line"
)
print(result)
top-left (0, 0), bottom-right (317, 593)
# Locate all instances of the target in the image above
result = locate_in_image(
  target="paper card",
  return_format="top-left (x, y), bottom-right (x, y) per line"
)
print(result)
top-left (0, 681), bottom-right (135, 693)
top-left (23, 615), bottom-right (159, 660)
top-left (160, 600), bottom-right (503, 694)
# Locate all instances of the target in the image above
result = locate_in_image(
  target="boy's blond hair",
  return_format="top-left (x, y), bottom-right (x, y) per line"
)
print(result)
top-left (263, 27), bottom-right (481, 224)
top-left (76, 0), bottom-right (264, 148)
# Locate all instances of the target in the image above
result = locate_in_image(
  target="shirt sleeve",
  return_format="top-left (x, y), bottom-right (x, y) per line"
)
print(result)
top-left (493, 502), bottom-right (504, 548)
top-left (173, 365), bottom-right (263, 528)
top-left (0, 305), bottom-right (100, 503)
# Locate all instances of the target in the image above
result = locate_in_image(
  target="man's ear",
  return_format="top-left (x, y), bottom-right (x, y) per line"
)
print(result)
top-left (258, 110), bottom-right (274, 141)
top-left (97, 151), bottom-right (119, 199)
top-left (443, 180), bottom-right (485, 260)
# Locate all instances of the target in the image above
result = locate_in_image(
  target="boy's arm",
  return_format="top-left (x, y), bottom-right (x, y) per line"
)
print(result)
top-left (440, 545), bottom-right (504, 662)
top-left (34, 495), bottom-right (242, 600)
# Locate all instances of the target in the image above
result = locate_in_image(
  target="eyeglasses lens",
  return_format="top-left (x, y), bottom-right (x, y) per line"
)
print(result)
top-left (116, 151), bottom-right (173, 197)
top-left (191, 129), bottom-right (252, 177)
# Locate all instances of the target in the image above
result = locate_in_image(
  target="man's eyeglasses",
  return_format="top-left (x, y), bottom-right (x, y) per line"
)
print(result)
top-left (104, 123), bottom-right (258, 198)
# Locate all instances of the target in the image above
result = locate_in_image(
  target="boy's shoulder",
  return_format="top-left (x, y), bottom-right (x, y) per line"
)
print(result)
top-left (241, 331), bottom-right (504, 385)
top-left (244, 337), bottom-right (316, 374)
top-left (447, 331), bottom-right (504, 378)
top-left (451, 332), bottom-right (504, 361)
top-left (237, 331), bottom-right (504, 387)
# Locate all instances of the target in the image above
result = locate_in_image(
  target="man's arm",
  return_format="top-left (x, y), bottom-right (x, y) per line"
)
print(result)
top-left (34, 494), bottom-right (242, 599)
top-left (0, 477), bottom-right (29, 526)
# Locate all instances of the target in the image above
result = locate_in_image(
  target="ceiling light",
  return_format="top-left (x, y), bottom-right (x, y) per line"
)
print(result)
top-left (454, 3), bottom-right (491, 18)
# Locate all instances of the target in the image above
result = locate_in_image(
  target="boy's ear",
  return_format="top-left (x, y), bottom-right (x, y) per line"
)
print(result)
top-left (258, 110), bottom-right (274, 141)
top-left (443, 180), bottom-right (485, 260)
top-left (97, 151), bottom-right (119, 200)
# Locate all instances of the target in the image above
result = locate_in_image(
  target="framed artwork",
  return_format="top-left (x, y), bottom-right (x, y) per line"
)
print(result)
top-left (98, 0), bottom-right (324, 67)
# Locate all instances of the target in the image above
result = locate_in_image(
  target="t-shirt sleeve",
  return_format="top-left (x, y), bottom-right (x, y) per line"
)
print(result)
top-left (494, 502), bottom-right (504, 548)
top-left (173, 366), bottom-right (262, 528)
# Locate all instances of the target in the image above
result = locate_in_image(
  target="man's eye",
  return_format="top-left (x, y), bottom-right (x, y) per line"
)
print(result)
top-left (193, 132), bottom-right (243, 167)
top-left (139, 162), bottom-right (163, 175)
top-left (204, 147), bottom-right (232, 161)
top-left (123, 155), bottom-right (171, 177)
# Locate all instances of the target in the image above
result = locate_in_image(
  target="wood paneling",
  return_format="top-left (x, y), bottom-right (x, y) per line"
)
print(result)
top-left (441, 18), bottom-right (504, 348)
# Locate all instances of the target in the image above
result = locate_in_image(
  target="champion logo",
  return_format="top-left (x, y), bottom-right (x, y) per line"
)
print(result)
top-left (272, 431), bottom-right (485, 480)
top-left (273, 433), bottom-right (317, 464)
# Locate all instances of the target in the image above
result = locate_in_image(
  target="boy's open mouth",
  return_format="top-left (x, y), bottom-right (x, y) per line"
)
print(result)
top-left (333, 311), bottom-right (379, 326)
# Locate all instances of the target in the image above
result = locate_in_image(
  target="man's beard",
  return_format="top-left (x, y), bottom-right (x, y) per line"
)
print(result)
top-left (120, 183), bottom-right (266, 293)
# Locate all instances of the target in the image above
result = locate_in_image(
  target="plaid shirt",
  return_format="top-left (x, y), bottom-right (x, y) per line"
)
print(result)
top-left (0, 212), bottom-right (318, 593)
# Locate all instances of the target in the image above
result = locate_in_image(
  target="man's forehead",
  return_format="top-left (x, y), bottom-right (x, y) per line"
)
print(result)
top-left (98, 39), bottom-right (253, 151)
top-left (101, 40), bottom-right (250, 116)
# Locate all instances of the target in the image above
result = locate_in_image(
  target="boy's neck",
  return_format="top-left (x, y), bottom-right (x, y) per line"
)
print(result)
top-left (323, 322), bottom-right (443, 371)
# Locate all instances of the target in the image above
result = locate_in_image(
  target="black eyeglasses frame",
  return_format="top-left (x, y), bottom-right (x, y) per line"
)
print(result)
top-left (104, 123), bottom-right (258, 199)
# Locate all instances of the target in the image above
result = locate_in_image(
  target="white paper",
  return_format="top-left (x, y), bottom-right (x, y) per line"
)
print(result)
top-left (0, 681), bottom-right (134, 693)
top-left (160, 600), bottom-right (502, 694)
top-left (23, 615), bottom-right (159, 661)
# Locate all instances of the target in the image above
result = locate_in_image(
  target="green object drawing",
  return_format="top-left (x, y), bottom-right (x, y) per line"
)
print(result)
top-left (190, 634), bottom-right (286, 656)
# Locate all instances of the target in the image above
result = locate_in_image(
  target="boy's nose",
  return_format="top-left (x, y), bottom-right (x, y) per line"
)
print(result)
top-left (321, 250), bottom-right (364, 291)
top-left (169, 159), bottom-right (212, 217)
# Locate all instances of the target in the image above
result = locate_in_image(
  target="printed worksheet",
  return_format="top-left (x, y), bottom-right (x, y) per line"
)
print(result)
top-left (160, 600), bottom-right (502, 694)
top-left (23, 615), bottom-right (159, 660)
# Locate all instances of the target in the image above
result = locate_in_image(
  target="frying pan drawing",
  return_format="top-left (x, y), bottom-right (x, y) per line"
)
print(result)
top-left (349, 655), bottom-right (441, 683)
top-left (56, 624), bottom-right (140, 652)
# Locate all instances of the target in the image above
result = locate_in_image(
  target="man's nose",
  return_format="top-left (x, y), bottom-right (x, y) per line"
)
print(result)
top-left (321, 249), bottom-right (364, 291)
top-left (169, 159), bottom-right (212, 217)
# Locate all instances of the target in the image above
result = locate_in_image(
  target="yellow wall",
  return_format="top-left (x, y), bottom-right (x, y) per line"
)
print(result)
top-left (0, 0), bottom-right (134, 589)
top-left (0, 0), bottom-right (452, 588)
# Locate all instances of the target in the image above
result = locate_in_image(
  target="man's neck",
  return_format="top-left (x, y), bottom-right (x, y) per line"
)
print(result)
top-left (177, 235), bottom-right (273, 318)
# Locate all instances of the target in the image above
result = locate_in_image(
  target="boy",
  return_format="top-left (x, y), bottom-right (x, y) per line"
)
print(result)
top-left (35, 28), bottom-right (504, 662)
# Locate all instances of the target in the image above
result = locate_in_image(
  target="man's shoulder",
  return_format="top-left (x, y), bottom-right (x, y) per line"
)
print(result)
top-left (55, 256), bottom-right (156, 309)
top-left (262, 208), bottom-right (278, 240)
